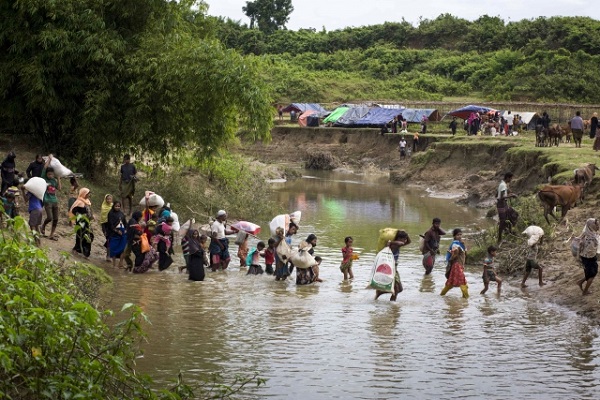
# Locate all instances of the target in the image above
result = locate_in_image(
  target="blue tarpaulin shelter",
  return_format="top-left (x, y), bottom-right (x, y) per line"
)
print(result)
top-left (400, 109), bottom-right (441, 123)
top-left (334, 107), bottom-right (371, 127)
top-left (354, 108), bottom-right (402, 127)
top-left (281, 103), bottom-right (328, 114)
top-left (446, 105), bottom-right (496, 120)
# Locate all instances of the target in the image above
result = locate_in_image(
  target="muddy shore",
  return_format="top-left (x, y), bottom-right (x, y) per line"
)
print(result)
top-left (243, 126), bottom-right (600, 321)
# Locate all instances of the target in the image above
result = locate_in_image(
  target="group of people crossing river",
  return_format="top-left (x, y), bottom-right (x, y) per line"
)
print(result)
top-left (2, 150), bottom-right (599, 300)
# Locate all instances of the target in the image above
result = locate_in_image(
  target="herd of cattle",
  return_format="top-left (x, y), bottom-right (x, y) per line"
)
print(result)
top-left (535, 124), bottom-right (572, 147)
top-left (537, 163), bottom-right (597, 223)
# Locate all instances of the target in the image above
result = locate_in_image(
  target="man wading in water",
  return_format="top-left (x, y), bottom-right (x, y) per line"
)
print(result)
top-left (497, 172), bottom-right (517, 244)
top-left (422, 217), bottom-right (445, 274)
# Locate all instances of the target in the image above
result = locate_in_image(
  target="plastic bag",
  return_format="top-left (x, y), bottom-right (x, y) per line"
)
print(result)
top-left (270, 214), bottom-right (290, 236)
top-left (42, 156), bottom-right (74, 178)
top-left (376, 228), bottom-right (399, 252)
top-left (23, 177), bottom-right (47, 201)
top-left (140, 233), bottom-right (150, 254)
top-left (276, 240), bottom-right (292, 261)
top-left (368, 247), bottom-right (396, 293)
top-left (290, 245), bottom-right (316, 269)
top-left (139, 193), bottom-right (165, 208)
top-left (234, 231), bottom-right (248, 246)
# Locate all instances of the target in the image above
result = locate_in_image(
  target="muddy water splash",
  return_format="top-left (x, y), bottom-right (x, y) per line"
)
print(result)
top-left (104, 171), bottom-right (600, 399)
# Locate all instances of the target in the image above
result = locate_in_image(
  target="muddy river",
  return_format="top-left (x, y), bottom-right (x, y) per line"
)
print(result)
top-left (104, 170), bottom-right (600, 399)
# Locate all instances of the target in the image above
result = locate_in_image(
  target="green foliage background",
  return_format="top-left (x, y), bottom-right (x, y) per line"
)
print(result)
top-left (213, 14), bottom-right (600, 104)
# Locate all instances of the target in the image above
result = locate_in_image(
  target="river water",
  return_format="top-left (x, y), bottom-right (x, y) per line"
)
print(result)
top-left (104, 170), bottom-right (600, 399)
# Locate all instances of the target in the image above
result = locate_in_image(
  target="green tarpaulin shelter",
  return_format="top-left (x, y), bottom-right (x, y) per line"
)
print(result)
top-left (323, 107), bottom-right (349, 124)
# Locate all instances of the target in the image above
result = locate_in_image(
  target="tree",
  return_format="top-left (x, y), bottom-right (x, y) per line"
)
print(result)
top-left (0, 0), bottom-right (273, 175)
top-left (243, 0), bottom-right (294, 34)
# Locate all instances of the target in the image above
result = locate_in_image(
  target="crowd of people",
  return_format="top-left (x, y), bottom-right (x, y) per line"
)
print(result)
top-left (2, 147), bottom-right (598, 299)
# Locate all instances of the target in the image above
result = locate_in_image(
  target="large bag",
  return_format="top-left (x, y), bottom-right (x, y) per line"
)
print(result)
top-left (376, 228), bottom-right (399, 252)
top-left (368, 247), bottom-right (396, 293)
top-left (234, 231), bottom-right (248, 246)
top-left (522, 225), bottom-right (544, 247)
top-left (276, 240), bottom-right (292, 261)
top-left (139, 193), bottom-right (165, 208)
top-left (170, 211), bottom-right (180, 231)
top-left (418, 234), bottom-right (426, 253)
top-left (140, 233), bottom-right (151, 254)
top-left (23, 177), bottom-right (47, 201)
top-left (270, 214), bottom-right (290, 236)
top-left (290, 244), bottom-right (316, 269)
top-left (43, 156), bottom-right (74, 178)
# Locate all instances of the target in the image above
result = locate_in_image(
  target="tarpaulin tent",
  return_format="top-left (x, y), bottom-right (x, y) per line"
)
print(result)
top-left (323, 106), bottom-right (349, 124)
top-left (400, 109), bottom-right (441, 123)
top-left (306, 114), bottom-right (320, 127)
top-left (354, 108), bottom-right (402, 127)
top-left (282, 103), bottom-right (327, 114)
top-left (501, 111), bottom-right (540, 131)
top-left (446, 105), bottom-right (496, 120)
top-left (298, 110), bottom-right (318, 127)
top-left (334, 107), bottom-right (371, 127)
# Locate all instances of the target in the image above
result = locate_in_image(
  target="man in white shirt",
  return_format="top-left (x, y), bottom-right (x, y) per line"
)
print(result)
top-left (505, 111), bottom-right (514, 135)
top-left (209, 210), bottom-right (235, 271)
top-left (399, 137), bottom-right (407, 159)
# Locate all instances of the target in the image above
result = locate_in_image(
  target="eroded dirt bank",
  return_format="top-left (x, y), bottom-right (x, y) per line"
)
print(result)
top-left (243, 127), bottom-right (600, 321)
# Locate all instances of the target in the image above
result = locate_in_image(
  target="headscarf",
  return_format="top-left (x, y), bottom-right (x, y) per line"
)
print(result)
top-left (69, 188), bottom-right (91, 217)
top-left (107, 203), bottom-right (126, 230)
top-left (187, 229), bottom-right (202, 254)
top-left (581, 218), bottom-right (599, 239)
top-left (100, 194), bottom-right (113, 224)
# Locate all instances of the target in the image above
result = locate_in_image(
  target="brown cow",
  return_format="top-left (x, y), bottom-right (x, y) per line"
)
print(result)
top-left (537, 184), bottom-right (584, 224)
top-left (574, 163), bottom-right (597, 189)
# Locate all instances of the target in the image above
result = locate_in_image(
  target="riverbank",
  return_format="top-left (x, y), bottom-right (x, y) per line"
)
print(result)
top-left (243, 126), bottom-right (600, 320)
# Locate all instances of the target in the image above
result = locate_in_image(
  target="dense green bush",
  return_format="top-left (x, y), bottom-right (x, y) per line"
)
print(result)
top-left (0, 218), bottom-right (265, 399)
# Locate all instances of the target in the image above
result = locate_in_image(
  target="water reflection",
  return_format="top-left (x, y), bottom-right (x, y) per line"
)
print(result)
top-left (102, 170), bottom-right (600, 399)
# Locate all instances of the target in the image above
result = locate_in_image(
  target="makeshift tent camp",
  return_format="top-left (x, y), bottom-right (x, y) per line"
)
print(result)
top-left (501, 111), bottom-right (540, 131)
top-left (282, 103), bottom-right (327, 114)
top-left (334, 106), bottom-right (371, 127)
top-left (400, 109), bottom-right (441, 123)
top-left (298, 110), bottom-right (319, 127)
top-left (306, 114), bottom-right (320, 127)
top-left (446, 105), bottom-right (496, 120)
top-left (354, 108), bottom-right (401, 127)
top-left (323, 107), bottom-right (349, 124)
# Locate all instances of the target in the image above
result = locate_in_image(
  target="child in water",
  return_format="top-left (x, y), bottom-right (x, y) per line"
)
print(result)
top-left (264, 238), bottom-right (276, 275)
top-left (480, 245), bottom-right (502, 295)
top-left (340, 236), bottom-right (355, 280)
top-left (313, 256), bottom-right (323, 282)
top-left (247, 241), bottom-right (266, 275)
top-left (521, 237), bottom-right (545, 288)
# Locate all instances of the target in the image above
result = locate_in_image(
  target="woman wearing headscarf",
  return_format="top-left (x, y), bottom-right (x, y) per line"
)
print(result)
top-left (187, 230), bottom-right (207, 281)
top-left (591, 112), bottom-right (600, 151)
top-left (440, 228), bottom-right (469, 299)
top-left (153, 222), bottom-right (173, 271)
top-left (69, 188), bottom-right (94, 258)
top-left (108, 201), bottom-right (128, 268)
top-left (296, 234), bottom-right (318, 285)
top-left (99, 194), bottom-right (113, 261)
top-left (577, 218), bottom-right (599, 295)
top-left (1, 151), bottom-right (18, 195)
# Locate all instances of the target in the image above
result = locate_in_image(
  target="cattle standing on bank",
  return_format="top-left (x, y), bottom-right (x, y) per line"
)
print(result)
top-left (537, 184), bottom-right (584, 224)
top-left (574, 163), bottom-right (597, 189)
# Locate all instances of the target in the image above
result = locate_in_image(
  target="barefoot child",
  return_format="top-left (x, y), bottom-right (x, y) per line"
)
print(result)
top-left (481, 245), bottom-right (502, 295)
top-left (440, 229), bottom-right (469, 298)
top-left (313, 256), bottom-right (323, 282)
top-left (521, 235), bottom-right (545, 288)
top-left (246, 241), bottom-right (266, 275)
top-left (264, 238), bottom-right (276, 275)
top-left (340, 236), bottom-right (355, 280)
